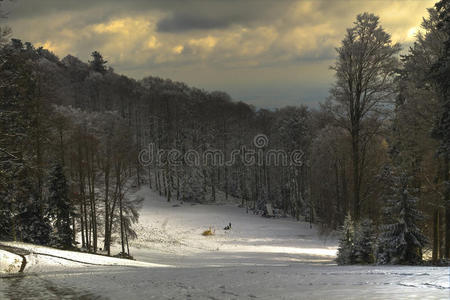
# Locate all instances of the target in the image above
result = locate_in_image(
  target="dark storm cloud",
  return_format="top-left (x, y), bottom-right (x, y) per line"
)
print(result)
top-left (155, 0), bottom-right (295, 32)
top-left (5, 0), bottom-right (290, 23)
top-left (157, 13), bottom-right (233, 32)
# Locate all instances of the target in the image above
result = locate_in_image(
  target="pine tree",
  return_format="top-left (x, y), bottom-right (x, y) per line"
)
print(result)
top-left (336, 212), bottom-right (355, 265)
top-left (0, 39), bottom-right (41, 240)
top-left (15, 180), bottom-right (52, 245)
top-left (377, 170), bottom-right (427, 264)
top-left (430, 0), bottom-right (450, 260)
top-left (353, 218), bottom-right (375, 264)
top-left (48, 163), bottom-right (74, 249)
top-left (89, 51), bottom-right (108, 74)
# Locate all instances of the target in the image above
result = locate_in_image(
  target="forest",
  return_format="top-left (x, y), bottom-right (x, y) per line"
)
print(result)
top-left (0, 0), bottom-right (449, 267)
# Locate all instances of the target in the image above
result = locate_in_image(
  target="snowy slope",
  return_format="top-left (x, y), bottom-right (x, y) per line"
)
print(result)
top-left (119, 187), bottom-right (337, 267)
top-left (1, 187), bottom-right (449, 299)
top-left (1, 241), bottom-right (170, 273)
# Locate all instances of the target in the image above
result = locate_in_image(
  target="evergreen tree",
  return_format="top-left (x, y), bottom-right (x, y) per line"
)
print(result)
top-left (15, 181), bottom-right (52, 245)
top-left (377, 170), bottom-right (427, 264)
top-left (353, 218), bottom-right (375, 264)
top-left (336, 212), bottom-right (355, 265)
top-left (48, 163), bottom-right (74, 249)
top-left (89, 50), bottom-right (108, 74)
top-left (0, 39), bottom-right (40, 240)
top-left (430, 0), bottom-right (450, 259)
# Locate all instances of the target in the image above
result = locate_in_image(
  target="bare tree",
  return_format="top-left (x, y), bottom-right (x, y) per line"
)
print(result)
top-left (329, 13), bottom-right (401, 220)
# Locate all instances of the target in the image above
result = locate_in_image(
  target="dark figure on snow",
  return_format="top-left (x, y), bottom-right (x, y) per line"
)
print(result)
top-left (224, 223), bottom-right (232, 230)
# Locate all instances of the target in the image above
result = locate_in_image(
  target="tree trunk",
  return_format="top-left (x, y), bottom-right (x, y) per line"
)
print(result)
top-left (87, 145), bottom-right (97, 253)
top-left (85, 196), bottom-right (90, 251)
top-left (335, 159), bottom-right (341, 224)
top-left (108, 180), bottom-right (119, 255)
top-left (148, 166), bottom-right (152, 189)
top-left (80, 202), bottom-right (85, 248)
top-left (351, 128), bottom-right (361, 221)
top-left (104, 166), bottom-right (110, 255)
top-left (341, 167), bottom-right (349, 219)
top-left (119, 191), bottom-right (125, 256)
top-left (176, 174), bottom-right (180, 201)
top-left (444, 154), bottom-right (450, 259)
top-left (157, 170), bottom-right (162, 196)
top-left (125, 229), bottom-right (130, 256)
top-left (225, 167), bottom-right (229, 201)
top-left (433, 209), bottom-right (440, 264)
top-left (72, 218), bottom-right (76, 245)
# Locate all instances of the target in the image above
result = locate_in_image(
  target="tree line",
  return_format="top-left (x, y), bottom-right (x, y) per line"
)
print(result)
top-left (0, 0), bottom-right (449, 264)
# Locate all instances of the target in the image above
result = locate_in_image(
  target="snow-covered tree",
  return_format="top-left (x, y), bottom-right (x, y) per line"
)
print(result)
top-left (329, 12), bottom-right (401, 221)
top-left (353, 218), bottom-right (376, 264)
top-left (393, 6), bottom-right (448, 263)
top-left (377, 170), bottom-right (427, 264)
top-left (0, 38), bottom-right (48, 241)
top-left (336, 212), bottom-right (355, 265)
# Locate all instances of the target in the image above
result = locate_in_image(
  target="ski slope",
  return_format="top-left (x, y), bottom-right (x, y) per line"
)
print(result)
top-left (1, 187), bottom-right (448, 299)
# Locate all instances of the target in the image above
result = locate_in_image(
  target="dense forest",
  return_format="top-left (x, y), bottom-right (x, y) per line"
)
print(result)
top-left (0, 0), bottom-right (449, 265)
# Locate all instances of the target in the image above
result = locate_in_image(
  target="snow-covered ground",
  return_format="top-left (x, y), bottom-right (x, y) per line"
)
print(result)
top-left (1, 187), bottom-right (449, 299)
top-left (116, 187), bottom-right (337, 267)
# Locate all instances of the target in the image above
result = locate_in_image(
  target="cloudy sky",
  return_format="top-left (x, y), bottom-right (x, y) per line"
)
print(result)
top-left (1, 0), bottom-right (436, 108)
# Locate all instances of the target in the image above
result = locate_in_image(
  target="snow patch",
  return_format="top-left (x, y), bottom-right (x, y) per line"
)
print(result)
top-left (0, 249), bottom-right (22, 274)
top-left (2, 242), bottom-right (172, 273)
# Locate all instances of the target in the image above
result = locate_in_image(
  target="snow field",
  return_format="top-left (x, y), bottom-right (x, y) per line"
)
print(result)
top-left (1, 187), bottom-right (448, 299)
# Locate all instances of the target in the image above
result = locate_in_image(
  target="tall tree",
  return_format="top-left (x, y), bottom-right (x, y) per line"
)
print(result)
top-left (396, 7), bottom-right (446, 263)
top-left (430, 0), bottom-right (450, 259)
top-left (329, 13), bottom-right (401, 220)
top-left (377, 168), bottom-right (427, 264)
top-left (48, 163), bottom-right (74, 249)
